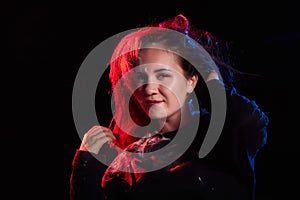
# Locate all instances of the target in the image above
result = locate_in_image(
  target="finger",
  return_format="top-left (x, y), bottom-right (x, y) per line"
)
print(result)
top-left (94, 136), bottom-right (113, 147)
top-left (82, 126), bottom-right (116, 145)
top-left (86, 132), bottom-right (113, 146)
top-left (81, 135), bottom-right (113, 154)
top-left (89, 126), bottom-right (116, 140)
top-left (87, 125), bottom-right (102, 133)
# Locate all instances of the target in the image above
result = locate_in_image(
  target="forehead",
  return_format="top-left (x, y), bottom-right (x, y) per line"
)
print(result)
top-left (138, 49), bottom-right (183, 73)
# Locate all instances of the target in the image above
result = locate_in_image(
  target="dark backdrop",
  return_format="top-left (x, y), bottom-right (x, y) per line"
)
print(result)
top-left (11, 1), bottom-right (295, 199)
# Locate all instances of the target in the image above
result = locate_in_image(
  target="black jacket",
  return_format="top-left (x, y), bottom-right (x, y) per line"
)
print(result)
top-left (70, 80), bottom-right (269, 200)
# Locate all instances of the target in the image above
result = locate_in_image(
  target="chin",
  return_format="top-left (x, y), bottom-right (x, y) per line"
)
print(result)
top-left (148, 106), bottom-right (167, 119)
top-left (148, 114), bottom-right (167, 119)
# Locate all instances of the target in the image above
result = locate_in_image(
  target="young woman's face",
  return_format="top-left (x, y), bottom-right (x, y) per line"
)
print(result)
top-left (130, 49), bottom-right (197, 120)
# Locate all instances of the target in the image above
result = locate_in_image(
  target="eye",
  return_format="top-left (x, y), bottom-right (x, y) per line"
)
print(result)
top-left (157, 73), bottom-right (171, 80)
top-left (134, 72), bottom-right (147, 82)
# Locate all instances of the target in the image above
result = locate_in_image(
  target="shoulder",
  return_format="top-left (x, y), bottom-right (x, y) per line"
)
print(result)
top-left (226, 86), bottom-right (269, 129)
top-left (203, 79), bottom-right (269, 128)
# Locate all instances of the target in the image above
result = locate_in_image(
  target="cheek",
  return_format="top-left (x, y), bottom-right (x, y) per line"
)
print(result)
top-left (164, 86), bottom-right (187, 106)
top-left (170, 79), bottom-right (187, 95)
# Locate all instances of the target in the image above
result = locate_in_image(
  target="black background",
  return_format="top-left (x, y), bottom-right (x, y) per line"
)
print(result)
top-left (11, 1), bottom-right (295, 199)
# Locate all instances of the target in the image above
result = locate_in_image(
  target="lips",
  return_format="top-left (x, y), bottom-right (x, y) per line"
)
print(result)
top-left (145, 100), bottom-right (164, 106)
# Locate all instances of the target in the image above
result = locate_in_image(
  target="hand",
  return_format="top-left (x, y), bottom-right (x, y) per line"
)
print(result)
top-left (205, 70), bottom-right (220, 83)
top-left (80, 125), bottom-right (116, 154)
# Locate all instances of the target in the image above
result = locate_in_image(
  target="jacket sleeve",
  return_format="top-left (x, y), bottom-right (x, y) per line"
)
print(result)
top-left (70, 150), bottom-right (107, 200)
top-left (229, 89), bottom-right (269, 158)
top-left (204, 79), bottom-right (269, 200)
top-left (206, 79), bottom-right (269, 158)
top-left (69, 143), bottom-right (121, 200)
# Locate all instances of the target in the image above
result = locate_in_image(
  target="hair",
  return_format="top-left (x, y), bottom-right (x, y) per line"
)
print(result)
top-left (154, 14), bottom-right (244, 84)
top-left (107, 14), bottom-right (240, 149)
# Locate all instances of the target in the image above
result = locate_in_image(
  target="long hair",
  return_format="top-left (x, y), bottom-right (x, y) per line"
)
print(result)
top-left (108, 14), bottom-right (237, 149)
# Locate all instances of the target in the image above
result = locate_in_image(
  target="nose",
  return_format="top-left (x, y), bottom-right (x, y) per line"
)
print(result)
top-left (143, 83), bottom-right (159, 96)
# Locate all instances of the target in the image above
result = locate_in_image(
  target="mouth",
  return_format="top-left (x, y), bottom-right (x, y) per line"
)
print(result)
top-left (145, 100), bottom-right (164, 106)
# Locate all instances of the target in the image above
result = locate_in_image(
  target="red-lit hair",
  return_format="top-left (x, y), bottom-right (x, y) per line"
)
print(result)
top-left (108, 14), bottom-right (238, 149)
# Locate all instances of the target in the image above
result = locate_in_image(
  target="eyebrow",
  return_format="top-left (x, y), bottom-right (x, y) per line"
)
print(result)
top-left (134, 67), bottom-right (173, 74)
top-left (154, 68), bottom-right (173, 73)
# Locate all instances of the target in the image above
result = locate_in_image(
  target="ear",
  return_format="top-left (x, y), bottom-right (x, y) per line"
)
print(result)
top-left (187, 74), bottom-right (198, 93)
top-left (188, 74), bottom-right (198, 89)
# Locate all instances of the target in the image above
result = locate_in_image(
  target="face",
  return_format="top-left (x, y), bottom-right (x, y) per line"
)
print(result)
top-left (129, 49), bottom-right (197, 121)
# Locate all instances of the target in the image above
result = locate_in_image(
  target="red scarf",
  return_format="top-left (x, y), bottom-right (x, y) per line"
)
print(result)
top-left (101, 132), bottom-right (178, 188)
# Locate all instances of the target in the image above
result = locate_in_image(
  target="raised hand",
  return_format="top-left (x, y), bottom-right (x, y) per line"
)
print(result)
top-left (79, 126), bottom-right (116, 154)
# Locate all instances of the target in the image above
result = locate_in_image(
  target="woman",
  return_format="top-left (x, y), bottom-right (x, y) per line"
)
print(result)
top-left (70, 14), bottom-right (269, 200)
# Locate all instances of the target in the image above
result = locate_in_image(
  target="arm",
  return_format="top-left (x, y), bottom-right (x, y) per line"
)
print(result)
top-left (205, 70), bottom-right (269, 158)
top-left (205, 71), bottom-right (269, 200)
top-left (231, 93), bottom-right (269, 158)
top-left (70, 126), bottom-right (117, 200)
top-left (70, 150), bottom-right (108, 200)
